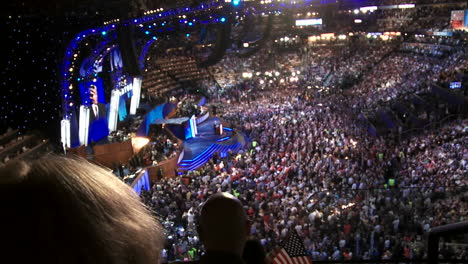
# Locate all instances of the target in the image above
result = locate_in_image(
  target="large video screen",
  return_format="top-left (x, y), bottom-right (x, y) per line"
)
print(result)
top-left (451, 10), bottom-right (468, 30)
top-left (70, 48), bottom-right (141, 147)
top-left (78, 78), bottom-right (110, 143)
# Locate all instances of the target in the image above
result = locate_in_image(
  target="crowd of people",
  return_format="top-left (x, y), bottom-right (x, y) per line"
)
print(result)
top-left (0, 135), bottom-right (29, 164)
top-left (0, 132), bottom-right (53, 165)
top-left (106, 116), bottom-right (146, 143)
top-left (2, 1), bottom-right (467, 263)
top-left (137, 27), bottom-right (467, 262)
top-left (141, 133), bottom-right (180, 166)
top-left (141, 86), bottom-right (466, 262)
top-left (208, 32), bottom-right (466, 111)
top-left (113, 131), bottom-right (180, 185)
top-left (0, 134), bottom-right (28, 152)
top-left (99, 23), bottom-right (468, 262)
top-left (141, 42), bottom-right (219, 108)
top-left (177, 95), bottom-right (203, 118)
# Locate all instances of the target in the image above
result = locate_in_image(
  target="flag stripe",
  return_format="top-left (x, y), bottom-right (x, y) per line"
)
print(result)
top-left (272, 248), bottom-right (313, 264)
top-left (294, 256), bottom-right (301, 264)
top-left (270, 230), bottom-right (313, 264)
top-left (276, 249), bottom-right (289, 264)
top-left (281, 249), bottom-right (293, 264)
top-left (297, 257), bottom-right (304, 264)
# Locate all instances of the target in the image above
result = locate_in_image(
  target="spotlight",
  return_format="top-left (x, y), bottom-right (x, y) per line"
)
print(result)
top-left (220, 17), bottom-right (226, 23)
top-left (233, 0), bottom-right (241, 6)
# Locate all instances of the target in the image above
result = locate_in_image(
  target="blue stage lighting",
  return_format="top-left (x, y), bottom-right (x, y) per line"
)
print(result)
top-left (145, 31), bottom-right (150, 35)
top-left (186, 33), bottom-right (190, 37)
top-left (152, 36), bottom-right (157, 40)
top-left (233, 0), bottom-right (241, 6)
top-left (220, 17), bottom-right (226, 23)
top-left (188, 22), bottom-right (193, 26)
top-left (101, 31), bottom-right (107, 36)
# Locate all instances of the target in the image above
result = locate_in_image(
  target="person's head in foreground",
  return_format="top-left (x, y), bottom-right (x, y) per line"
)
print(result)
top-left (0, 156), bottom-right (164, 264)
top-left (198, 192), bottom-right (248, 260)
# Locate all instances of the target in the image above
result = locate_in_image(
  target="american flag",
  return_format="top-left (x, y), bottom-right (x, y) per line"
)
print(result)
top-left (268, 230), bottom-right (313, 264)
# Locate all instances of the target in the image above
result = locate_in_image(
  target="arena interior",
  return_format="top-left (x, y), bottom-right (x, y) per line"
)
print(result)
top-left (1, 0), bottom-right (467, 263)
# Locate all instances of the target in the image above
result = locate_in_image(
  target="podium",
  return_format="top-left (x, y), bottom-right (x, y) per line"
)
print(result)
top-left (214, 122), bottom-right (223, 135)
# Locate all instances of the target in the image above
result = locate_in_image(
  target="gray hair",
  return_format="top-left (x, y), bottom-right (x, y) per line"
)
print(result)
top-left (0, 156), bottom-right (164, 263)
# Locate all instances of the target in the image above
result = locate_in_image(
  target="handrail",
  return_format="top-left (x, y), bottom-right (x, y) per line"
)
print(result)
top-left (0, 129), bottom-right (19, 145)
top-left (312, 259), bottom-right (464, 264)
top-left (163, 258), bottom-right (467, 264)
top-left (312, 186), bottom-right (468, 192)
top-left (400, 113), bottom-right (461, 135)
top-left (196, 111), bottom-right (210, 125)
top-left (367, 100), bottom-right (464, 137)
top-left (0, 135), bottom-right (34, 158)
top-left (428, 221), bottom-right (468, 264)
top-left (130, 168), bottom-right (147, 188)
top-left (11, 139), bottom-right (50, 161)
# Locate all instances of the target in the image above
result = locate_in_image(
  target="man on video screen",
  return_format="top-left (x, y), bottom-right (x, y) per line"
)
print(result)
top-left (88, 85), bottom-right (108, 143)
top-left (89, 85), bottom-right (107, 122)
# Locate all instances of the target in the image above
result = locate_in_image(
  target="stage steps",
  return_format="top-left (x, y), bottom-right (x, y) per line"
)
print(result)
top-left (178, 141), bottom-right (244, 172)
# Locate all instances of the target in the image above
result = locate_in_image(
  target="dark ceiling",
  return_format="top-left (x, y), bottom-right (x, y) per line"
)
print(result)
top-left (3, 0), bottom-right (194, 19)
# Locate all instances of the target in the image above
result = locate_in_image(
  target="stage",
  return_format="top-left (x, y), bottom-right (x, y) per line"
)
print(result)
top-left (178, 117), bottom-right (246, 171)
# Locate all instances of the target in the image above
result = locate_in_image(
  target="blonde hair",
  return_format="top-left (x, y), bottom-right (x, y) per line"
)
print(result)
top-left (0, 156), bottom-right (164, 263)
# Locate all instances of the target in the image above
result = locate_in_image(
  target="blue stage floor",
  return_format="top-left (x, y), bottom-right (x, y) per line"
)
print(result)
top-left (178, 117), bottom-right (245, 171)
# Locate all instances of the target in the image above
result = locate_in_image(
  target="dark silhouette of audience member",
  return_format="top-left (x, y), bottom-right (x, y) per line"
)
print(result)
top-left (0, 156), bottom-right (164, 264)
top-left (197, 192), bottom-right (248, 264)
top-left (242, 239), bottom-right (266, 264)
